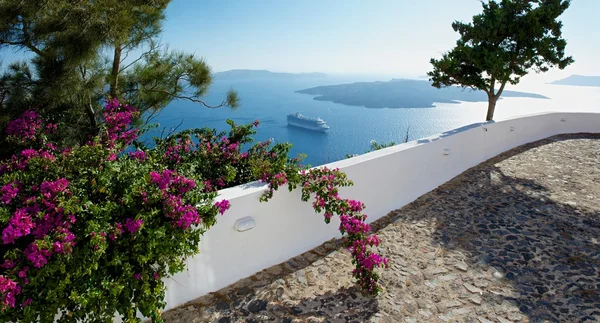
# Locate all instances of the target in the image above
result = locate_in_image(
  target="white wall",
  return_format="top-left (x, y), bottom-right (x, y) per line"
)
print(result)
top-left (163, 112), bottom-right (600, 311)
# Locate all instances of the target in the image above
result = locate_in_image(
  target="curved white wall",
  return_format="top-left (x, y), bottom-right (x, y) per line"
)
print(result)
top-left (163, 112), bottom-right (600, 311)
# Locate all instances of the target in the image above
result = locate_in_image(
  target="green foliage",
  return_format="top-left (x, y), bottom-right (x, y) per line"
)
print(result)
top-left (0, 0), bottom-right (238, 153)
top-left (346, 126), bottom-right (411, 159)
top-left (369, 140), bottom-right (396, 151)
top-left (0, 103), bottom-right (227, 322)
top-left (146, 119), bottom-right (304, 193)
top-left (428, 0), bottom-right (574, 120)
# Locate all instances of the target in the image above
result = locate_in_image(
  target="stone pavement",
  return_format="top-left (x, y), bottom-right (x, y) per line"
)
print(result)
top-left (162, 134), bottom-right (600, 323)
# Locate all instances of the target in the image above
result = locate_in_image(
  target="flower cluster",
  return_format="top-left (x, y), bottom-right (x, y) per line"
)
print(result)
top-left (5, 110), bottom-right (42, 141)
top-left (0, 276), bottom-right (20, 310)
top-left (128, 150), bottom-right (147, 161)
top-left (262, 166), bottom-right (388, 295)
top-left (214, 199), bottom-right (231, 215)
top-left (0, 98), bottom-right (382, 321)
top-left (0, 182), bottom-right (19, 205)
top-left (0, 101), bottom-right (232, 322)
top-left (163, 136), bottom-right (193, 163)
top-left (149, 170), bottom-right (209, 229)
top-left (102, 98), bottom-right (139, 148)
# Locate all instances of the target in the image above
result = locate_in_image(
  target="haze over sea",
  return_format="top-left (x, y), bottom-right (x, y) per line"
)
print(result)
top-left (147, 74), bottom-right (600, 166)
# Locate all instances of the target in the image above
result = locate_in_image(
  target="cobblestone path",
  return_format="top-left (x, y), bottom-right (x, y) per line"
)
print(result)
top-left (163, 134), bottom-right (600, 323)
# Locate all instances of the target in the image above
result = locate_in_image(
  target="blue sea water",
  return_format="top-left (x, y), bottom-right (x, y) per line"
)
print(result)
top-left (146, 75), bottom-right (600, 166)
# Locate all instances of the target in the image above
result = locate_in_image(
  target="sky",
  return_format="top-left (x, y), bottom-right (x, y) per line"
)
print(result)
top-left (1, 1), bottom-right (597, 84)
top-left (161, 0), bottom-right (600, 82)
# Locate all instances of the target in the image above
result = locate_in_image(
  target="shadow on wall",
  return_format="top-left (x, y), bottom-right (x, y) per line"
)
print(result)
top-left (392, 135), bottom-right (600, 322)
top-left (416, 121), bottom-right (492, 144)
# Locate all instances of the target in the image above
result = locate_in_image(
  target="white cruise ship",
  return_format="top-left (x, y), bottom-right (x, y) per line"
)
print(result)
top-left (287, 113), bottom-right (330, 132)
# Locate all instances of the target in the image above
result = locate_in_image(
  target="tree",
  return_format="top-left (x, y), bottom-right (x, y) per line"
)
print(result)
top-left (428, 0), bottom-right (574, 121)
top-left (0, 0), bottom-right (237, 150)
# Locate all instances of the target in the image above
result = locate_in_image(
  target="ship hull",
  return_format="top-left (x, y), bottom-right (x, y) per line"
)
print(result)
top-left (287, 120), bottom-right (329, 132)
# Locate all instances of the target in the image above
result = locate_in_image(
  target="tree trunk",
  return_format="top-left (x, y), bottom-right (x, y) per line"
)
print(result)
top-left (486, 97), bottom-right (497, 121)
top-left (86, 95), bottom-right (98, 134)
top-left (109, 45), bottom-right (122, 98)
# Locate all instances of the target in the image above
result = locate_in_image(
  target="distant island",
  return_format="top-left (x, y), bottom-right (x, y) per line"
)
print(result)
top-left (214, 69), bottom-right (328, 80)
top-left (550, 75), bottom-right (600, 87)
top-left (296, 79), bottom-right (548, 109)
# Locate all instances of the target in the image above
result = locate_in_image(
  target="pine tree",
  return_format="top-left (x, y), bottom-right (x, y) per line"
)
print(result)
top-left (0, 0), bottom-right (237, 148)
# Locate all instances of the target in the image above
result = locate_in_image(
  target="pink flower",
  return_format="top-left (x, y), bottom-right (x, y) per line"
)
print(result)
top-left (17, 267), bottom-right (28, 279)
top-left (347, 199), bottom-right (364, 212)
top-left (40, 178), bottom-right (69, 199)
top-left (0, 276), bottom-right (21, 309)
top-left (214, 199), bottom-right (230, 215)
top-left (22, 298), bottom-right (32, 307)
top-left (129, 150), bottom-right (147, 161)
top-left (149, 170), bottom-right (175, 190)
top-left (52, 241), bottom-right (64, 253)
top-left (45, 123), bottom-right (58, 134)
top-left (6, 110), bottom-right (42, 140)
top-left (2, 209), bottom-right (35, 244)
top-left (0, 181), bottom-right (19, 205)
top-left (1, 260), bottom-right (15, 270)
top-left (24, 242), bottom-right (52, 268)
top-left (124, 218), bottom-right (143, 233)
top-left (133, 273), bottom-right (142, 280)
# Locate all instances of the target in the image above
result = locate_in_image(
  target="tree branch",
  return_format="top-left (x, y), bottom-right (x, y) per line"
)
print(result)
top-left (147, 89), bottom-right (228, 109)
top-left (495, 81), bottom-right (507, 100)
top-left (0, 39), bottom-right (44, 57)
top-left (119, 45), bottom-right (160, 73)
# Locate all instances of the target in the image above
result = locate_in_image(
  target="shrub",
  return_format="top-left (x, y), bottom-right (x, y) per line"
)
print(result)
top-left (0, 100), bottom-right (229, 321)
top-left (0, 99), bottom-right (387, 322)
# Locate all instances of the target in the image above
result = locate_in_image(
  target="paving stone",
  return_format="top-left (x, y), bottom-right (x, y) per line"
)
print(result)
top-left (477, 317), bottom-right (495, 323)
top-left (438, 274), bottom-right (458, 282)
top-left (455, 263), bottom-right (469, 271)
top-left (464, 283), bottom-right (484, 294)
top-left (247, 299), bottom-right (267, 313)
top-left (470, 295), bottom-right (482, 305)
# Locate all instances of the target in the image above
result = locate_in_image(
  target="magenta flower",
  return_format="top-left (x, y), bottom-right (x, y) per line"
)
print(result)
top-left (0, 181), bottom-right (19, 205)
top-left (22, 298), bottom-right (32, 307)
top-left (129, 150), bottom-right (147, 161)
top-left (24, 242), bottom-right (52, 268)
top-left (6, 110), bottom-right (42, 140)
top-left (2, 209), bottom-right (35, 244)
top-left (149, 170), bottom-right (175, 190)
top-left (1, 260), bottom-right (15, 270)
top-left (133, 273), bottom-right (141, 280)
top-left (0, 276), bottom-right (21, 309)
top-left (347, 199), bottom-right (365, 212)
top-left (17, 267), bottom-right (28, 279)
top-left (214, 199), bottom-right (230, 215)
top-left (40, 178), bottom-right (69, 199)
top-left (124, 218), bottom-right (143, 233)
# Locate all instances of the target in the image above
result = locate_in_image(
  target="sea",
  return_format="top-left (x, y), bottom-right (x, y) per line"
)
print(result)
top-left (146, 75), bottom-right (600, 166)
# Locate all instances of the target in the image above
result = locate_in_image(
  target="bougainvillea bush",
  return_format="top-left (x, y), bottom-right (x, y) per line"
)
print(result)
top-left (0, 99), bottom-right (387, 322)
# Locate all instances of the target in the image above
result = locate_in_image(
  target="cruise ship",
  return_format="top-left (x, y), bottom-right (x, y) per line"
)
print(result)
top-left (287, 113), bottom-right (330, 132)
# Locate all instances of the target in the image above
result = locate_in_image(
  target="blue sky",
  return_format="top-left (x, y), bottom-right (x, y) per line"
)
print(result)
top-left (1, 1), bottom-right (597, 82)
top-left (161, 0), bottom-right (600, 81)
